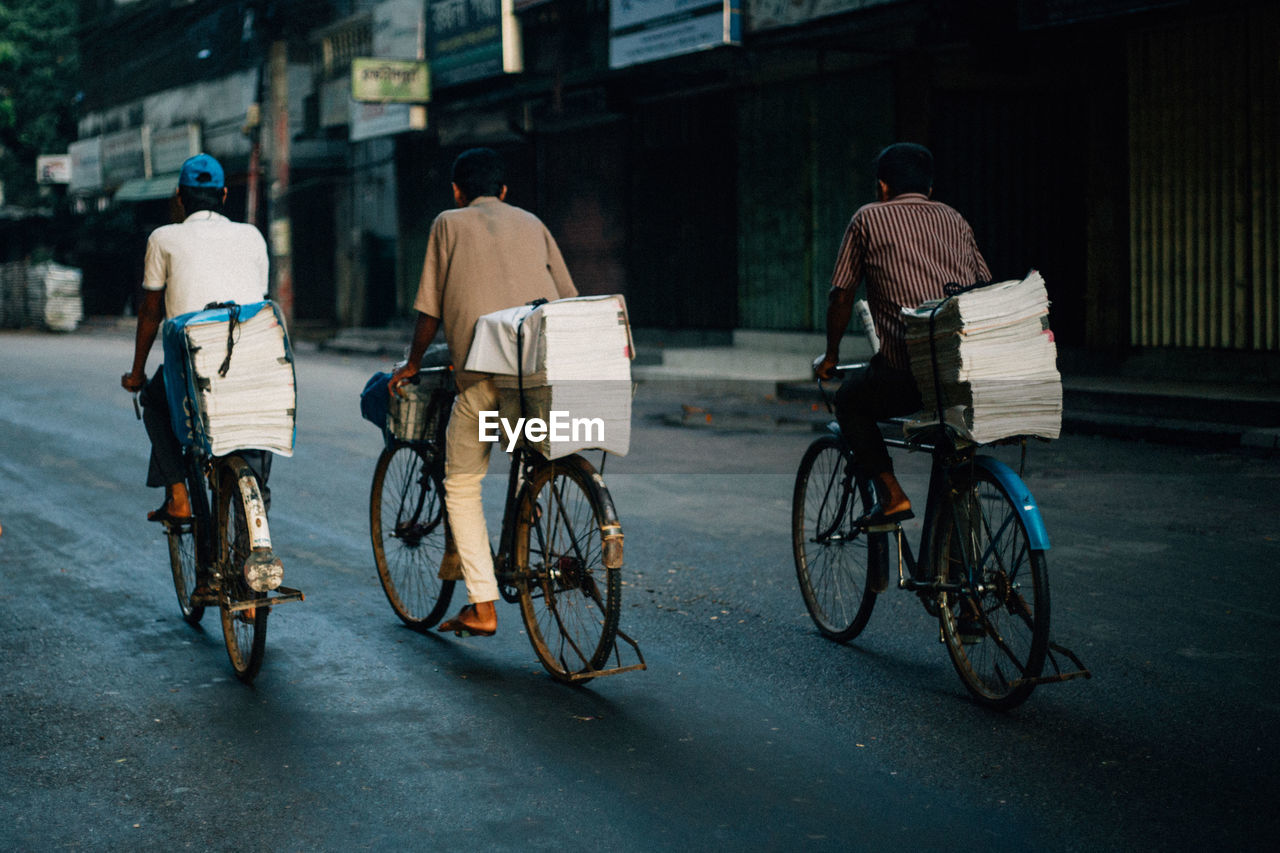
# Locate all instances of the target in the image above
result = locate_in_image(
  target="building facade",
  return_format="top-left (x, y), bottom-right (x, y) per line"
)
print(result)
top-left (72, 0), bottom-right (1280, 369)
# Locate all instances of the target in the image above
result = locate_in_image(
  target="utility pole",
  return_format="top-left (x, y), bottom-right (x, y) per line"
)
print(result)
top-left (268, 39), bottom-right (293, 325)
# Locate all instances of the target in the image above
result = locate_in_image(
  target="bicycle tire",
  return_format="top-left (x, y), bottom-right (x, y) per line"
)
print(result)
top-left (934, 465), bottom-right (1050, 710)
top-left (792, 433), bottom-right (885, 641)
top-left (370, 443), bottom-right (454, 629)
top-left (167, 455), bottom-right (209, 625)
top-left (514, 454), bottom-right (621, 683)
top-left (215, 461), bottom-right (269, 683)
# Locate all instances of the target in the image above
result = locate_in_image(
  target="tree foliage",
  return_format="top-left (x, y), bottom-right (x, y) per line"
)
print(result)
top-left (0, 0), bottom-right (79, 208)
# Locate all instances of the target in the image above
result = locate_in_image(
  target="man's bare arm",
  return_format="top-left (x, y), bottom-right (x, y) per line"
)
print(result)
top-left (388, 311), bottom-right (441, 396)
top-left (814, 286), bottom-right (854, 379)
top-left (121, 289), bottom-right (165, 391)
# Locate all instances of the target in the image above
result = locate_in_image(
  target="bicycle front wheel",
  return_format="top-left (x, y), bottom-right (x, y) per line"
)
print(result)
top-left (935, 465), bottom-right (1050, 710)
top-left (792, 434), bottom-right (885, 641)
top-left (168, 454), bottom-right (211, 625)
top-left (515, 454), bottom-right (621, 683)
top-left (370, 443), bottom-right (454, 629)
top-left (215, 462), bottom-right (269, 683)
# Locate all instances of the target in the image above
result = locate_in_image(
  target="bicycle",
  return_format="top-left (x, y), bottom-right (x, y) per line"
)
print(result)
top-left (156, 434), bottom-right (303, 683)
top-left (791, 365), bottom-right (1088, 710)
top-left (369, 367), bottom-right (644, 684)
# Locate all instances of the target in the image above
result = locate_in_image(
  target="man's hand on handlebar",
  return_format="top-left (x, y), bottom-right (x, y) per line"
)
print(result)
top-left (812, 354), bottom-right (839, 381)
top-left (388, 360), bottom-right (419, 398)
top-left (121, 370), bottom-right (146, 393)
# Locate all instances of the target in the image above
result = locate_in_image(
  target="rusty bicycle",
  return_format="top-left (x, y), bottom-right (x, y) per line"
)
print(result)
top-left (368, 367), bottom-right (644, 683)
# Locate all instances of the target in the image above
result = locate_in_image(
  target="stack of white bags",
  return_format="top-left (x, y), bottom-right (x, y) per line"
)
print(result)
top-left (0, 261), bottom-right (83, 331)
top-left (182, 306), bottom-right (296, 457)
top-left (902, 270), bottom-right (1061, 443)
top-left (466, 295), bottom-right (633, 459)
top-left (24, 263), bottom-right (84, 332)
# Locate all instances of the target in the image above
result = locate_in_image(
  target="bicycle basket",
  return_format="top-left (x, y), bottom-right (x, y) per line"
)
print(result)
top-left (387, 368), bottom-right (454, 443)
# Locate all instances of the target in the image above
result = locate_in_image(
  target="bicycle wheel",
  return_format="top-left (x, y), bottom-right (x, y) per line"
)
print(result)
top-left (515, 454), bottom-right (621, 682)
top-left (935, 465), bottom-right (1050, 710)
top-left (167, 456), bottom-right (209, 625)
top-left (792, 433), bottom-right (885, 641)
top-left (370, 443), bottom-right (454, 629)
top-left (215, 462), bottom-right (268, 683)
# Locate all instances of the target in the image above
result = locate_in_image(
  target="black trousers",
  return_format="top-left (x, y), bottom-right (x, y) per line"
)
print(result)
top-left (140, 367), bottom-right (271, 499)
top-left (833, 355), bottom-right (922, 478)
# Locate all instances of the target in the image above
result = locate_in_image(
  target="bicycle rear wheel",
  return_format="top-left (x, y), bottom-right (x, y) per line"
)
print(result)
top-left (792, 433), bottom-right (885, 641)
top-left (167, 455), bottom-right (208, 625)
top-left (215, 462), bottom-right (268, 683)
top-left (370, 443), bottom-right (454, 629)
top-left (935, 465), bottom-right (1050, 709)
top-left (515, 454), bottom-right (621, 683)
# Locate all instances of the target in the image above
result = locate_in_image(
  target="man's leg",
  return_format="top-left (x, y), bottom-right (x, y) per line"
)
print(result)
top-left (834, 357), bottom-right (922, 517)
top-left (439, 379), bottom-right (500, 634)
top-left (140, 367), bottom-right (191, 518)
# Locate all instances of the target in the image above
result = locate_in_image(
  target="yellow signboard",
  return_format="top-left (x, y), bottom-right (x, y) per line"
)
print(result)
top-left (351, 58), bottom-right (430, 103)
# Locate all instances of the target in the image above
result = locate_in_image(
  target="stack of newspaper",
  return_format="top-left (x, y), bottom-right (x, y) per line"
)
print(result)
top-left (902, 270), bottom-right (1061, 443)
top-left (181, 304), bottom-right (296, 456)
top-left (467, 295), bottom-right (633, 458)
top-left (24, 263), bottom-right (83, 332)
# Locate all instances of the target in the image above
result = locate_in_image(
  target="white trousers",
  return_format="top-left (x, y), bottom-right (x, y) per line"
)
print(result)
top-left (444, 378), bottom-right (500, 604)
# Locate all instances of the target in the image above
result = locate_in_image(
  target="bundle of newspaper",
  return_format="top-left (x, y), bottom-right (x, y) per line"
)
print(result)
top-left (180, 303), bottom-right (296, 457)
top-left (902, 270), bottom-right (1061, 443)
top-left (24, 262), bottom-right (83, 332)
top-left (466, 295), bottom-right (633, 458)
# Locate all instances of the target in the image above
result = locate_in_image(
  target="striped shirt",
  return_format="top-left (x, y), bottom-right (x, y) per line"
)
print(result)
top-left (830, 193), bottom-right (990, 370)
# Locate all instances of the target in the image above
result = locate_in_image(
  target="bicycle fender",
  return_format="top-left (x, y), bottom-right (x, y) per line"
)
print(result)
top-left (225, 456), bottom-right (272, 550)
top-left (974, 455), bottom-right (1050, 551)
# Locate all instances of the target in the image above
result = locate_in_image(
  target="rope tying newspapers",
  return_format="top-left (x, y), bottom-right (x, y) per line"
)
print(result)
top-left (201, 301), bottom-right (242, 378)
top-left (515, 298), bottom-right (550, 423)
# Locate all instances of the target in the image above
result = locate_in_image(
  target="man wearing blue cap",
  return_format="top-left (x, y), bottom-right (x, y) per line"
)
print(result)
top-left (121, 153), bottom-right (270, 525)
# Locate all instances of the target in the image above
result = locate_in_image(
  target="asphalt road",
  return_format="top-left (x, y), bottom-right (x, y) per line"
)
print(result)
top-left (2, 329), bottom-right (1278, 851)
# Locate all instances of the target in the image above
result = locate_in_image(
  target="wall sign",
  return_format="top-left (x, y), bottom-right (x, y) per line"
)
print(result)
top-left (609, 0), bottom-right (741, 69)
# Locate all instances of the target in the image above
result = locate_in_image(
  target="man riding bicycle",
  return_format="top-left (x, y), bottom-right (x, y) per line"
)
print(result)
top-left (813, 142), bottom-right (990, 525)
top-left (120, 154), bottom-right (278, 590)
top-left (388, 147), bottom-right (577, 638)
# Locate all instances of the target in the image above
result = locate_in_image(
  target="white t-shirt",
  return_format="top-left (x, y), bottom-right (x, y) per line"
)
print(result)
top-left (143, 210), bottom-right (270, 318)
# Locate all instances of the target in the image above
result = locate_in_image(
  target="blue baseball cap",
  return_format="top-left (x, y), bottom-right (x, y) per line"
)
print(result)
top-left (178, 153), bottom-right (224, 188)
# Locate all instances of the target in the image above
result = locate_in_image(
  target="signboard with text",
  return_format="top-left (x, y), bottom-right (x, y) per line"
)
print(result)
top-left (352, 58), bottom-right (430, 102)
top-left (101, 127), bottom-right (149, 188)
top-left (37, 155), bottom-right (71, 185)
top-left (610, 0), bottom-right (741, 69)
top-left (427, 0), bottom-right (522, 88)
top-left (68, 137), bottom-right (103, 194)
top-left (745, 0), bottom-right (899, 33)
top-left (150, 123), bottom-right (202, 176)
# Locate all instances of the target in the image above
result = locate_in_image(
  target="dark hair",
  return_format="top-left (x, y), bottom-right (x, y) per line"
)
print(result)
top-left (178, 184), bottom-right (225, 214)
top-left (875, 143), bottom-right (933, 196)
top-left (451, 147), bottom-right (505, 200)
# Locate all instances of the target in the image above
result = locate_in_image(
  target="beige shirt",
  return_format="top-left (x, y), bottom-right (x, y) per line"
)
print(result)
top-left (143, 210), bottom-right (269, 318)
top-left (413, 197), bottom-right (577, 387)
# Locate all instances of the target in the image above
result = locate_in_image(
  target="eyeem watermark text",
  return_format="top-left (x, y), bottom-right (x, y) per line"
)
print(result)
top-left (479, 411), bottom-right (605, 451)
